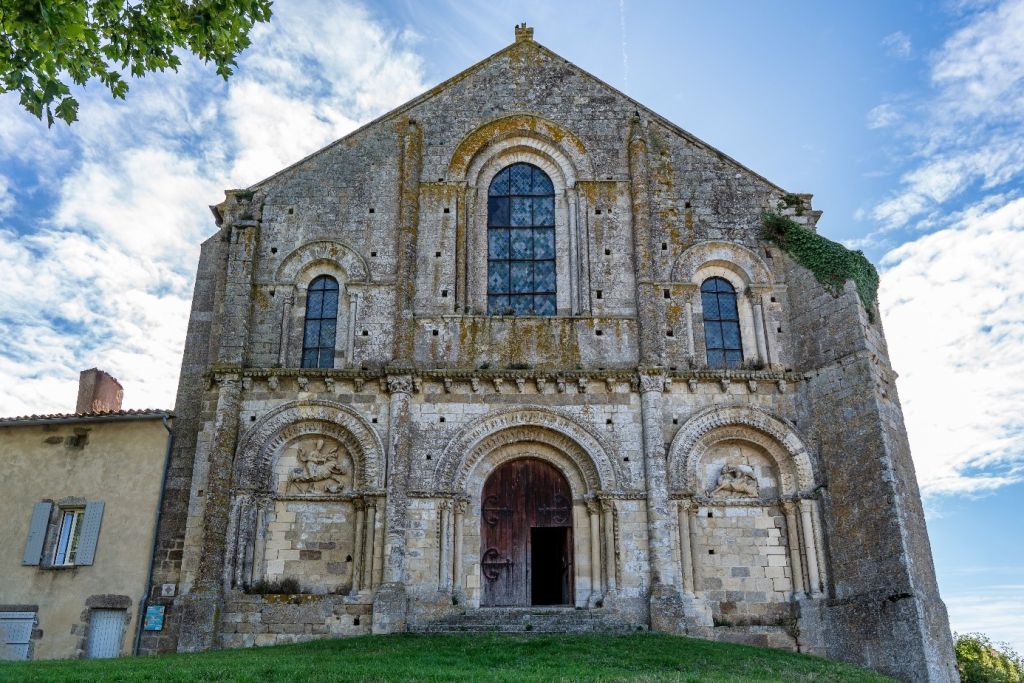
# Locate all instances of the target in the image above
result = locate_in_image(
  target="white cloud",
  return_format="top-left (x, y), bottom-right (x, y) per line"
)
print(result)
top-left (0, 0), bottom-right (426, 416)
top-left (0, 175), bottom-right (13, 216)
top-left (871, 1), bottom-right (1024, 229)
top-left (880, 195), bottom-right (1024, 495)
top-left (882, 31), bottom-right (913, 58)
top-left (867, 103), bottom-right (901, 129)
top-left (946, 582), bottom-right (1024, 653)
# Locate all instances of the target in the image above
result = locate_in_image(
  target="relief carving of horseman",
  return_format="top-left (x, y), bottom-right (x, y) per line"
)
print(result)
top-left (286, 438), bottom-right (351, 494)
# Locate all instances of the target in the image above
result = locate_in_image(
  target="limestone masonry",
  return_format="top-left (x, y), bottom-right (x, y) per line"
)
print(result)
top-left (142, 25), bottom-right (958, 682)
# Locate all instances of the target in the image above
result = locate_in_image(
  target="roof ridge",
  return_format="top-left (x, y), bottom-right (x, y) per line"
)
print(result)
top-left (246, 34), bottom-right (785, 194)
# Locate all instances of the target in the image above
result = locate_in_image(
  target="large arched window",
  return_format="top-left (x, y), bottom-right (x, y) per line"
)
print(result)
top-left (701, 277), bottom-right (743, 369)
top-left (302, 275), bottom-right (339, 368)
top-left (487, 162), bottom-right (556, 315)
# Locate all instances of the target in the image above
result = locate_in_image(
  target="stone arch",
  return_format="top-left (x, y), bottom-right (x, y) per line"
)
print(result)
top-left (276, 239), bottom-right (369, 284)
top-left (667, 405), bottom-right (814, 495)
top-left (234, 399), bottom-right (384, 491)
top-left (671, 241), bottom-right (773, 286)
top-left (448, 114), bottom-right (592, 182)
top-left (434, 406), bottom-right (617, 495)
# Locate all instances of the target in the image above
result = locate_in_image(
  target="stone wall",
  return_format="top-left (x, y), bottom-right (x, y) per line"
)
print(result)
top-left (147, 27), bottom-right (957, 683)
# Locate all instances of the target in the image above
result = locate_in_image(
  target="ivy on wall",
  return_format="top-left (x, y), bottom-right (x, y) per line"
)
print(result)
top-left (761, 211), bottom-right (880, 321)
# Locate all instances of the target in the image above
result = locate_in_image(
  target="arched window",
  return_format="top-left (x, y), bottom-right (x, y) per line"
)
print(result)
top-left (487, 162), bottom-right (556, 315)
top-left (701, 277), bottom-right (743, 369)
top-left (302, 275), bottom-right (339, 368)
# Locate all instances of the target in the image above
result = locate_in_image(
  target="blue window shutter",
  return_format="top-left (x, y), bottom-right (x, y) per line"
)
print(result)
top-left (76, 501), bottom-right (105, 566)
top-left (22, 502), bottom-right (52, 566)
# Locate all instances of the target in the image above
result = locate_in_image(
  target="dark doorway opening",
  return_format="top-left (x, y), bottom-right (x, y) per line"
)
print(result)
top-left (531, 527), bottom-right (571, 606)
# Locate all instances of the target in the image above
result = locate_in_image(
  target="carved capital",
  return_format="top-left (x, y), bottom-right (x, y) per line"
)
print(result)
top-left (585, 498), bottom-right (600, 515)
top-left (454, 499), bottom-right (469, 515)
top-left (387, 375), bottom-right (413, 395)
top-left (638, 373), bottom-right (665, 394)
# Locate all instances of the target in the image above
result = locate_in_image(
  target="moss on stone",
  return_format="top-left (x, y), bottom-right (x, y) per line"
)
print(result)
top-left (761, 211), bottom-right (879, 321)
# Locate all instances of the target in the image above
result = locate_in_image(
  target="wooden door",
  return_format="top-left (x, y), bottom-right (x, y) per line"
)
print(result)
top-left (480, 458), bottom-right (573, 606)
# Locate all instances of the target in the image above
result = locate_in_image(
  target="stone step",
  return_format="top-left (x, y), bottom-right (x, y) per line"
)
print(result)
top-left (410, 607), bottom-right (644, 634)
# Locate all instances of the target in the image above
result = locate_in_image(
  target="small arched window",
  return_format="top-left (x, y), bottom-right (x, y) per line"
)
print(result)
top-left (701, 277), bottom-right (743, 369)
top-left (487, 162), bottom-right (556, 316)
top-left (302, 275), bottom-right (339, 369)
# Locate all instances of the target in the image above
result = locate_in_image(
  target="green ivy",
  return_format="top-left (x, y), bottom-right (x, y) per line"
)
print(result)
top-left (761, 211), bottom-right (879, 321)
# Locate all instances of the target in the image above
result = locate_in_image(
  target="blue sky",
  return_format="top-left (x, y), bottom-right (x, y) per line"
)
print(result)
top-left (1, 0), bottom-right (1022, 651)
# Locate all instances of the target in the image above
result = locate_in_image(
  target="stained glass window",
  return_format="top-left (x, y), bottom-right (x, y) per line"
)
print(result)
top-left (487, 163), bottom-right (556, 315)
top-left (302, 275), bottom-right (339, 368)
top-left (701, 277), bottom-right (743, 369)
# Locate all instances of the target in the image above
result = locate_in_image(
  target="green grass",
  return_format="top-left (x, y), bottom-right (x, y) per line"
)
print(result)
top-left (0, 633), bottom-right (895, 682)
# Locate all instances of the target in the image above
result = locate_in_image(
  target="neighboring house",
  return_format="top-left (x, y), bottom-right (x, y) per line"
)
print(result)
top-left (0, 369), bottom-right (171, 661)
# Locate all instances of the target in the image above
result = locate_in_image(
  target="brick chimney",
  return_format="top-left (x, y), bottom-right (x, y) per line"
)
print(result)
top-left (75, 368), bottom-right (124, 414)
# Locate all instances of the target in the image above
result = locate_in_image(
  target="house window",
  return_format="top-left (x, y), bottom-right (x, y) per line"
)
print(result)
top-left (302, 275), bottom-right (339, 368)
top-left (486, 163), bottom-right (556, 315)
top-left (53, 509), bottom-right (84, 566)
top-left (701, 277), bottom-right (743, 369)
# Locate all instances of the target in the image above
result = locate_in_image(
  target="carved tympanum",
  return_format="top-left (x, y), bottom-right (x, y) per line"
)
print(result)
top-left (710, 463), bottom-right (759, 498)
top-left (282, 438), bottom-right (352, 494)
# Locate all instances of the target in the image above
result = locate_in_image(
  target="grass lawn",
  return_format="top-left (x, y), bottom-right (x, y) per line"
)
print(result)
top-left (0, 633), bottom-right (896, 682)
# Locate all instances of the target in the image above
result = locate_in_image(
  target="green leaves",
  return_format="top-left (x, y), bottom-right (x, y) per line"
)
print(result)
top-left (0, 0), bottom-right (273, 126)
top-left (762, 210), bottom-right (881, 321)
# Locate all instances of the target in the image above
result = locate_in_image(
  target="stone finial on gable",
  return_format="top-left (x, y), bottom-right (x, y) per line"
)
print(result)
top-left (515, 23), bottom-right (534, 42)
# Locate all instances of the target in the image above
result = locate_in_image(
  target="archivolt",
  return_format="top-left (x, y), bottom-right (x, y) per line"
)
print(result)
top-left (433, 406), bottom-right (617, 493)
top-left (671, 241), bottom-right (773, 286)
top-left (234, 399), bottom-right (384, 491)
top-left (448, 114), bottom-right (592, 183)
top-left (276, 239), bottom-right (369, 284)
top-left (667, 405), bottom-right (814, 495)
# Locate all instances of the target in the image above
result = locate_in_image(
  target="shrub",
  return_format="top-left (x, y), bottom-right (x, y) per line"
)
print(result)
top-left (955, 632), bottom-right (1024, 682)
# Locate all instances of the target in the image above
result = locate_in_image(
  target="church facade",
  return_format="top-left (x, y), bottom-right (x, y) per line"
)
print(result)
top-left (141, 26), bottom-right (957, 682)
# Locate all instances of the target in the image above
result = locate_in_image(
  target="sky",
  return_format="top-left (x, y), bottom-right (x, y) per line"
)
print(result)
top-left (1, 0), bottom-right (1022, 653)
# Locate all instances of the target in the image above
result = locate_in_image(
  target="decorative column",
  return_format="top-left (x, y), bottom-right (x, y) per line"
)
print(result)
top-left (799, 499), bottom-right (822, 596)
top-left (392, 119), bottom-right (423, 364)
top-left (627, 114), bottom-right (664, 365)
top-left (350, 498), bottom-right (365, 595)
top-left (438, 500), bottom-right (452, 590)
top-left (810, 498), bottom-right (828, 590)
top-left (278, 292), bottom-right (293, 367)
top-left (346, 290), bottom-right (359, 366)
top-left (684, 297), bottom-right (696, 360)
top-left (381, 375), bottom-right (414, 586)
top-left (362, 498), bottom-right (377, 590)
top-left (452, 499), bottom-right (467, 594)
top-left (782, 500), bottom-right (805, 597)
top-left (639, 372), bottom-right (674, 587)
top-left (587, 499), bottom-right (602, 604)
top-left (676, 499), bottom-right (695, 595)
top-left (749, 288), bottom-right (769, 366)
top-left (601, 497), bottom-right (617, 593)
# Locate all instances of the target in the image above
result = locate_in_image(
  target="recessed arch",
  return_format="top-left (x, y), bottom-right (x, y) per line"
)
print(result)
top-left (276, 239), bottom-right (369, 285)
top-left (449, 114), bottom-right (591, 183)
top-left (433, 406), bottom-right (618, 494)
top-left (234, 399), bottom-right (384, 491)
top-left (671, 241), bottom-right (773, 286)
top-left (667, 405), bottom-right (815, 496)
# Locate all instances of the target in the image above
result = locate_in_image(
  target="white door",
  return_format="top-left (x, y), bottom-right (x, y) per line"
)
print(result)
top-left (0, 611), bottom-right (35, 661)
top-left (87, 609), bottom-right (125, 659)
